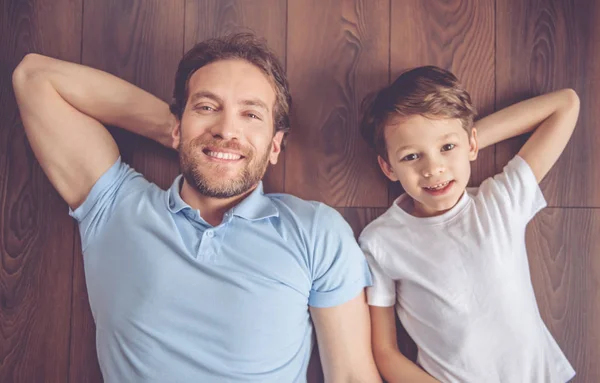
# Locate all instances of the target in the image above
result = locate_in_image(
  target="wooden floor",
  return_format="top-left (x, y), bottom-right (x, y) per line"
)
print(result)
top-left (1, 1), bottom-right (598, 382)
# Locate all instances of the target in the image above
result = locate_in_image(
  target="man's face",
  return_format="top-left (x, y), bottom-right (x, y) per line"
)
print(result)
top-left (172, 59), bottom-right (284, 198)
top-left (378, 115), bottom-right (478, 217)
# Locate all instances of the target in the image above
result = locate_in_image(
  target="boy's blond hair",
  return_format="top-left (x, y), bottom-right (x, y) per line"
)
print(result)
top-left (360, 66), bottom-right (477, 162)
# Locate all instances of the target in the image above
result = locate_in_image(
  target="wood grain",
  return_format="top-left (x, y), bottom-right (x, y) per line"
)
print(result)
top-left (0, 0), bottom-right (81, 382)
top-left (185, 0), bottom-right (287, 193)
top-left (526, 208), bottom-right (600, 382)
top-left (81, 0), bottom-right (183, 190)
top-left (390, 0), bottom-right (495, 202)
top-left (286, 0), bottom-right (390, 207)
top-left (496, 0), bottom-right (598, 207)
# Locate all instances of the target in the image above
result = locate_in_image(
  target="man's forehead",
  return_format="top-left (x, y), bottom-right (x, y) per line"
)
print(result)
top-left (187, 60), bottom-right (276, 110)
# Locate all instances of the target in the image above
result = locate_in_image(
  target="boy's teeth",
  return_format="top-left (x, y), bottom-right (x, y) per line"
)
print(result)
top-left (426, 181), bottom-right (450, 190)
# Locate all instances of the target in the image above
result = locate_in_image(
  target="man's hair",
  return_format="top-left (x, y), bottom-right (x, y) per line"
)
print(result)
top-left (360, 65), bottom-right (477, 162)
top-left (170, 33), bottom-right (291, 145)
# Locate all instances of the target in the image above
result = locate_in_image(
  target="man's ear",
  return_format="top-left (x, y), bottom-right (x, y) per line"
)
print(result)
top-left (171, 119), bottom-right (182, 150)
top-left (269, 131), bottom-right (285, 165)
top-left (377, 155), bottom-right (398, 182)
top-left (468, 127), bottom-right (479, 161)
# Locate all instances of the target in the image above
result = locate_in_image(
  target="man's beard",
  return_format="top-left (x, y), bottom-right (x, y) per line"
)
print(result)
top-left (179, 137), bottom-right (271, 199)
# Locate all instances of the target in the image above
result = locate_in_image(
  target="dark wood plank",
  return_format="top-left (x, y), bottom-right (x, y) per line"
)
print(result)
top-left (185, 0), bottom-right (287, 193)
top-left (496, 0), bottom-right (598, 207)
top-left (527, 208), bottom-right (600, 383)
top-left (0, 0), bottom-right (81, 382)
top-left (390, 0), bottom-right (495, 202)
top-left (69, 2), bottom-right (185, 382)
top-left (286, 0), bottom-right (390, 207)
top-left (81, 0), bottom-right (184, 189)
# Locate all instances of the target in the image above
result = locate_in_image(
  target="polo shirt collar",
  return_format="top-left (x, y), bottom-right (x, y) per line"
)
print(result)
top-left (166, 175), bottom-right (278, 221)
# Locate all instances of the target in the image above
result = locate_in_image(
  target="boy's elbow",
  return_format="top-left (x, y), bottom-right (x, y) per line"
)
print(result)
top-left (561, 88), bottom-right (580, 111)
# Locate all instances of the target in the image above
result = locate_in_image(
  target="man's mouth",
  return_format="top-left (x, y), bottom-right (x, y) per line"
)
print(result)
top-left (203, 149), bottom-right (245, 161)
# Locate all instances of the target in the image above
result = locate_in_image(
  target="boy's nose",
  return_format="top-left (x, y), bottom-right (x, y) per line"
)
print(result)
top-left (421, 159), bottom-right (445, 178)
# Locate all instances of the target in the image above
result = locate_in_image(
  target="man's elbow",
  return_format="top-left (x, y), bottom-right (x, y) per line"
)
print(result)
top-left (344, 363), bottom-right (383, 383)
top-left (12, 53), bottom-right (47, 90)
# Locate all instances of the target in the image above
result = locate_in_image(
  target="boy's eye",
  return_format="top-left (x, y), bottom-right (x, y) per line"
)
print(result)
top-left (401, 153), bottom-right (419, 161)
top-left (441, 143), bottom-right (455, 152)
top-left (247, 113), bottom-right (260, 120)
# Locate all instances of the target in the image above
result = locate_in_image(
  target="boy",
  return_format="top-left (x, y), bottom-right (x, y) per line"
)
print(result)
top-left (358, 66), bottom-right (580, 382)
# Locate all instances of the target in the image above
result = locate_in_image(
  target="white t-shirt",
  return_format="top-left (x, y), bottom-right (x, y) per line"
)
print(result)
top-left (360, 156), bottom-right (575, 383)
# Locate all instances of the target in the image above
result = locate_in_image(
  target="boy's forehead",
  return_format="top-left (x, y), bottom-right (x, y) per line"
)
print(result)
top-left (384, 115), bottom-right (464, 144)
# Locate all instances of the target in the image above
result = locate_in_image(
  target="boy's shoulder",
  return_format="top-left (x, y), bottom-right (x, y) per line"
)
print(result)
top-left (359, 202), bottom-right (410, 247)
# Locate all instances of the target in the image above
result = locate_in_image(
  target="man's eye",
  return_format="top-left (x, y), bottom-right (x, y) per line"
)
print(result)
top-left (402, 153), bottom-right (418, 161)
top-left (442, 143), bottom-right (455, 152)
top-left (195, 105), bottom-right (215, 112)
top-left (247, 113), bottom-right (260, 120)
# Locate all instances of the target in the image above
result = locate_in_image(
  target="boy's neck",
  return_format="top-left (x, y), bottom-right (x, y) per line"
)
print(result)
top-left (401, 190), bottom-right (467, 218)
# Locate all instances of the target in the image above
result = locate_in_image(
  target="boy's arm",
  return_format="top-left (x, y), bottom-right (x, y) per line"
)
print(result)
top-left (370, 306), bottom-right (439, 383)
top-left (12, 53), bottom-right (175, 209)
top-left (474, 88), bottom-right (580, 182)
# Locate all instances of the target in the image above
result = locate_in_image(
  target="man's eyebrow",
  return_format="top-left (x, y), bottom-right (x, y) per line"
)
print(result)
top-left (189, 91), bottom-right (224, 104)
top-left (240, 98), bottom-right (270, 112)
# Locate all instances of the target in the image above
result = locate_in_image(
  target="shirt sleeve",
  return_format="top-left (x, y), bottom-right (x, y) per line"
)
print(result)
top-left (69, 157), bottom-right (148, 251)
top-left (308, 205), bottom-right (373, 308)
top-left (480, 155), bottom-right (547, 223)
top-left (360, 239), bottom-right (396, 307)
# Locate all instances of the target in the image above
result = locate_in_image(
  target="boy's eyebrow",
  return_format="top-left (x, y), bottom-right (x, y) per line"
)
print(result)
top-left (439, 132), bottom-right (461, 141)
top-left (395, 132), bottom-right (462, 153)
top-left (395, 144), bottom-right (415, 153)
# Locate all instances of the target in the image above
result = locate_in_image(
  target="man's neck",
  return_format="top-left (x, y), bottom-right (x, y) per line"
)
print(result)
top-left (179, 180), bottom-right (257, 226)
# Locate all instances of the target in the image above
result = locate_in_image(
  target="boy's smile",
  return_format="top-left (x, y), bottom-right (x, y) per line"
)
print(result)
top-left (378, 115), bottom-right (478, 217)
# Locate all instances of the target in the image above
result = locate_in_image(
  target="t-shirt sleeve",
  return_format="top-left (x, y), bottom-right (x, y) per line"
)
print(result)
top-left (69, 157), bottom-right (148, 251)
top-left (308, 205), bottom-right (373, 308)
top-left (480, 155), bottom-right (547, 223)
top-left (360, 239), bottom-right (396, 307)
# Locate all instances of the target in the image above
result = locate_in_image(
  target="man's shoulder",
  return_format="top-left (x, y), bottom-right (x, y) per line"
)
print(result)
top-left (266, 192), bottom-right (345, 230)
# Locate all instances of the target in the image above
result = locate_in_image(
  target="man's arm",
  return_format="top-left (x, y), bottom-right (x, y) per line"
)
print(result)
top-left (310, 291), bottom-right (382, 383)
top-left (370, 306), bottom-right (438, 383)
top-left (12, 53), bottom-right (175, 209)
top-left (474, 88), bottom-right (580, 182)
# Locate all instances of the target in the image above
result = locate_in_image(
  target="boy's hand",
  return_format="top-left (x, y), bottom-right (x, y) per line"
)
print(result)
top-left (474, 89), bottom-right (580, 182)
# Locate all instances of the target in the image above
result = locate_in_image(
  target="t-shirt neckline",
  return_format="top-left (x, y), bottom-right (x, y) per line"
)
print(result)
top-left (391, 190), bottom-right (471, 226)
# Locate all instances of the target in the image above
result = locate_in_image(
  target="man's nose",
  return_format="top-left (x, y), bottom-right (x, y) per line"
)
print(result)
top-left (210, 111), bottom-right (240, 140)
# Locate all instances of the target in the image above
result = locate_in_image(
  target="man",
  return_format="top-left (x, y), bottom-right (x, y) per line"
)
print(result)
top-left (12, 33), bottom-right (381, 382)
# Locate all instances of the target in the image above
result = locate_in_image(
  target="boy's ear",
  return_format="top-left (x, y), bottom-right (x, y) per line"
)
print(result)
top-left (377, 155), bottom-right (399, 182)
top-left (468, 128), bottom-right (479, 161)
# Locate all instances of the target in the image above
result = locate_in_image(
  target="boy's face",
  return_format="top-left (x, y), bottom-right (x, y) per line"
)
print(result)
top-left (379, 115), bottom-right (478, 217)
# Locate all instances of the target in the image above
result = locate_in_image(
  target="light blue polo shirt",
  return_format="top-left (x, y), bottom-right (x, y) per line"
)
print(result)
top-left (70, 157), bottom-right (372, 383)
